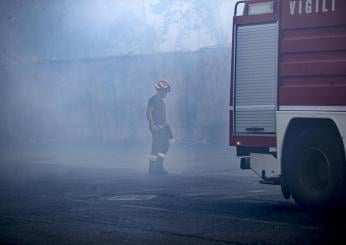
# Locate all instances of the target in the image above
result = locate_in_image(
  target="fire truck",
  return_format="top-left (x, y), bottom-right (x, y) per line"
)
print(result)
top-left (230, 0), bottom-right (346, 209)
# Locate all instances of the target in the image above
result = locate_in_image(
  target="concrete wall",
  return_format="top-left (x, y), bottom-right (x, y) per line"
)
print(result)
top-left (0, 47), bottom-right (231, 146)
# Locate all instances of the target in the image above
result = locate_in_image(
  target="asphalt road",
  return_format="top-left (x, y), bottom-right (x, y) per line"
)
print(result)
top-left (0, 144), bottom-right (345, 244)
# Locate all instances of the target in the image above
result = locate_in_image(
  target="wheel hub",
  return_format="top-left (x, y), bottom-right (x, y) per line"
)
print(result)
top-left (302, 148), bottom-right (330, 192)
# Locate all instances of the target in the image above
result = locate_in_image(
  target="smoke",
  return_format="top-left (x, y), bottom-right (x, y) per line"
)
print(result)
top-left (0, 0), bottom-right (237, 62)
top-left (0, 0), bottom-right (238, 175)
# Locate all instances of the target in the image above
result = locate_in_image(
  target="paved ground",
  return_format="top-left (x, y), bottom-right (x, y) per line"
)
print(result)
top-left (0, 144), bottom-right (345, 244)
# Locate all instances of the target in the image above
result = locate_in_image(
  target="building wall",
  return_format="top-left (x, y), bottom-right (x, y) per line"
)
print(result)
top-left (0, 47), bottom-right (231, 145)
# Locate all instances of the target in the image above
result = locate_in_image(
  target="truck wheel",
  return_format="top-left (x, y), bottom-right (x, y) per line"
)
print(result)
top-left (286, 128), bottom-right (345, 210)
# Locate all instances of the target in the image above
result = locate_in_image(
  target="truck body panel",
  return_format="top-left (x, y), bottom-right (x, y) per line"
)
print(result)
top-left (230, 0), bottom-right (346, 149)
top-left (230, 0), bottom-right (346, 208)
top-left (280, 0), bottom-right (346, 106)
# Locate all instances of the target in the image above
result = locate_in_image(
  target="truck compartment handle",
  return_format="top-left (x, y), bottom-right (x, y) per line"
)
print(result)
top-left (246, 127), bottom-right (265, 132)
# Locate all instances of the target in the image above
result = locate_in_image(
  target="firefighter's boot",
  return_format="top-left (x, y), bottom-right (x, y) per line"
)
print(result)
top-left (149, 160), bottom-right (158, 175)
top-left (157, 159), bottom-right (168, 175)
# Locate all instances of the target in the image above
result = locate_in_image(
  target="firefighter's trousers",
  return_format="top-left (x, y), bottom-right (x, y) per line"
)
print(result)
top-left (149, 125), bottom-right (173, 163)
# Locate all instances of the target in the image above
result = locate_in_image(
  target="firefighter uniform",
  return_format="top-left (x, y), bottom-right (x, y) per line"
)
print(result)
top-left (147, 81), bottom-right (173, 175)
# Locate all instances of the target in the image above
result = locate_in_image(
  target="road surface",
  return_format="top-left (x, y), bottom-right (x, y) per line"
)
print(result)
top-left (0, 144), bottom-right (345, 244)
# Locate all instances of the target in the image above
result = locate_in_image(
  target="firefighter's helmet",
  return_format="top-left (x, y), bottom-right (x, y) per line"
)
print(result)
top-left (155, 80), bottom-right (171, 92)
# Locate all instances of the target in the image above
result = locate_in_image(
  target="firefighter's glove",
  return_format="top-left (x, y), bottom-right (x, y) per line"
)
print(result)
top-left (150, 124), bottom-right (159, 132)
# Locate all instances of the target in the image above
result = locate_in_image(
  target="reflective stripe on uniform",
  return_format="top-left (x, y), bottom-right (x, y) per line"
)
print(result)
top-left (157, 152), bottom-right (166, 159)
top-left (149, 155), bottom-right (158, 161)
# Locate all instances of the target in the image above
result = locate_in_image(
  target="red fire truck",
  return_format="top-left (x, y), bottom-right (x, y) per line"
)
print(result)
top-left (230, 0), bottom-right (346, 209)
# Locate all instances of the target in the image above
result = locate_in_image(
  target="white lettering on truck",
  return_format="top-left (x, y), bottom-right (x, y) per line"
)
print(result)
top-left (289, 0), bottom-right (336, 15)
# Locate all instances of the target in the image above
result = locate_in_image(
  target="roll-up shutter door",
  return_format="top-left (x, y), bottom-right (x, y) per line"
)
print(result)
top-left (234, 23), bottom-right (278, 134)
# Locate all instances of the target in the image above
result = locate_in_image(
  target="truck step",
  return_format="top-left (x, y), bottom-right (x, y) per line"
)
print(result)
top-left (240, 157), bottom-right (250, 170)
top-left (259, 178), bottom-right (280, 185)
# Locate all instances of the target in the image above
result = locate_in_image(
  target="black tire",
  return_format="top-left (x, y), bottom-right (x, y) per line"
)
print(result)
top-left (286, 128), bottom-right (345, 210)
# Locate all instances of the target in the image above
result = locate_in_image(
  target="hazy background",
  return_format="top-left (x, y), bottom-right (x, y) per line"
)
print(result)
top-left (0, 0), bottom-right (238, 157)
top-left (0, 0), bottom-right (236, 60)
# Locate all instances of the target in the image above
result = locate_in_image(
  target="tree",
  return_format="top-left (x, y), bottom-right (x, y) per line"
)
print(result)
top-left (150, 0), bottom-right (226, 51)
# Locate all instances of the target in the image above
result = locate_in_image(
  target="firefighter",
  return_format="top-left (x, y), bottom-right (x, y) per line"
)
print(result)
top-left (146, 80), bottom-right (174, 175)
